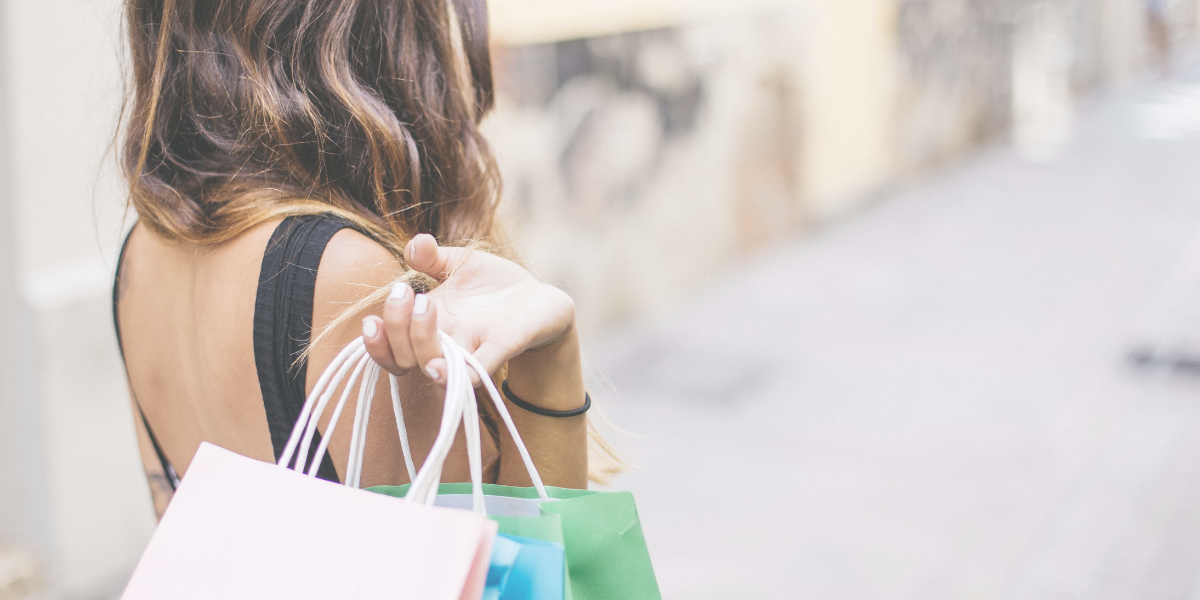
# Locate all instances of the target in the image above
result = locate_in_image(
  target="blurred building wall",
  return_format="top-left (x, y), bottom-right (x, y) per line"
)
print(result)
top-left (485, 0), bottom-right (902, 330)
top-left (0, 0), bottom-right (54, 588)
top-left (484, 0), bottom-right (1193, 333)
top-left (0, 0), bottom-right (1191, 597)
top-left (0, 1), bottom-right (156, 597)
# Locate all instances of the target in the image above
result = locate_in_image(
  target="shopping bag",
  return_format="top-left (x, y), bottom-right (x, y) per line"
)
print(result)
top-left (121, 338), bottom-right (496, 600)
top-left (489, 510), bottom-right (572, 600)
top-left (371, 332), bottom-right (662, 600)
top-left (493, 534), bottom-right (566, 600)
top-left (488, 534), bottom-right (523, 597)
top-left (486, 534), bottom-right (566, 600)
top-left (372, 482), bottom-right (657, 600)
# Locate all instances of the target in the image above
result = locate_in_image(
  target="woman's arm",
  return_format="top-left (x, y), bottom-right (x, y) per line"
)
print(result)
top-left (499, 328), bottom-right (588, 489)
top-left (361, 234), bottom-right (589, 489)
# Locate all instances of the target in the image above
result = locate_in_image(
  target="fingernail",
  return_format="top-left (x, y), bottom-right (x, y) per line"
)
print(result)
top-left (407, 239), bottom-right (418, 262)
top-left (425, 365), bottom-right (441, 381)
top-left (362, 318), bottom-right (378, 338)
top-left (413, 294), bottom-right (428, 315)
top-left (389, 282), bottom-right (408, 300)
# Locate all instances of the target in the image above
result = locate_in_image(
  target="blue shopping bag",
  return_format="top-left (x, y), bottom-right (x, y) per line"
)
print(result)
top-left (485, 533), bottom-right (565, 600)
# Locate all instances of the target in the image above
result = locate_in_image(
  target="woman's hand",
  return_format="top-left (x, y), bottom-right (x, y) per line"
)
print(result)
top-left (362, 233), bottom-right (589, 488)
top-left (360, 234), bottom-right (577, 392)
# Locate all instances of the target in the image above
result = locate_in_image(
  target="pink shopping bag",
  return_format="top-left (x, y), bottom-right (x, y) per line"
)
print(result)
top-left (121, 442), bottom-right (496, 600)
top-left (122, 332), bottom-right (504, 600)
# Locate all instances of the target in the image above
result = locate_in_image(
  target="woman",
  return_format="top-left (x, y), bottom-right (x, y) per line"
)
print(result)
top-left (113, 0), bottom-right (597, 518)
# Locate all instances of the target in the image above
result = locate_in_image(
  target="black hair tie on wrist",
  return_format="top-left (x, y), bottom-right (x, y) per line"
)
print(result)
top-left (501, 379), bottom-right (591, 417)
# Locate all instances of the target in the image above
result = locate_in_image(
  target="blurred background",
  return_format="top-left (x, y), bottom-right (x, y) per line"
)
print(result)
top-left (3, 0), bottom-right (1200, 597)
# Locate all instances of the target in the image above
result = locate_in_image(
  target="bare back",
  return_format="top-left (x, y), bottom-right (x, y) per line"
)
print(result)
top-left (116, 217), bottom-right (497, 515)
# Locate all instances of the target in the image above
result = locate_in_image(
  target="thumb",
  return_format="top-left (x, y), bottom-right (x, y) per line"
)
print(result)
top-left (405, 233), bottom-right (467, 281)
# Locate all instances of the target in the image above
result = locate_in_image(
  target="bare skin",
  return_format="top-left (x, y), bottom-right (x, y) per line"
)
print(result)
top-left (118, 220), bottom-right (587, 518)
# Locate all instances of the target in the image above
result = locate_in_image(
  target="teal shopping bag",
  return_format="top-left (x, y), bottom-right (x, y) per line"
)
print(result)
top-left (485, 534), bottom-right (565, 600)
top-left (491, 513), bottom-right (573, 600)
top-left (487, 534), bottom-right (522, 597)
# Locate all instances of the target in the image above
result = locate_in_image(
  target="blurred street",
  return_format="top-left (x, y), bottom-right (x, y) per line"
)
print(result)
top-left (593, 59), bottom-right (1200, 599)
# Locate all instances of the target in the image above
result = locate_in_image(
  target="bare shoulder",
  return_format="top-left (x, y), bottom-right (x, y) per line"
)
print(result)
top-left (315, 228), bottom-right (405, 302)
top-left (311, 228), bottom-right (405, 350)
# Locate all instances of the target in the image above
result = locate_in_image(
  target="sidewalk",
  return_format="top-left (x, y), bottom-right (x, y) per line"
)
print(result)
top-left (592, 62), bottom-right (1200, 599)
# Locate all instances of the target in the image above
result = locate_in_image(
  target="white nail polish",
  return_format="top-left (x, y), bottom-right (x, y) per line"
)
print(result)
top-left (361, 319), bottom-right (378, 338)
top-left (425, 365), bottom-right (440, 380)
top-left (389, 282), bottom-right (408, 300)
top-left (413, 294), bottom-right (429, 315)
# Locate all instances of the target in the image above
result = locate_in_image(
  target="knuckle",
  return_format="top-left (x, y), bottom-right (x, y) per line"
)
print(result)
top-left (412, 322), bottom-right (437, 342)
top-left (382, 363), bottom-right (409, 376)
top-left (410, 322), bottom-right (431, 341)
top-left (388, 341), bottom-right (413, 361)
top-left (381, 304), bottom-right (409, 323)
top-left (415, 340), bottom-right (441, 361)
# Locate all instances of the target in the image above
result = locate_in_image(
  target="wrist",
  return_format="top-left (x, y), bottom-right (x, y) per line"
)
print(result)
top-left (506, 325), bottom-right (585, 412)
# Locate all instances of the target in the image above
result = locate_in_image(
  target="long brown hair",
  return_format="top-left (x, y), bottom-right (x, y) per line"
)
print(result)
top-left (122, 0), bottom-right (499, 250)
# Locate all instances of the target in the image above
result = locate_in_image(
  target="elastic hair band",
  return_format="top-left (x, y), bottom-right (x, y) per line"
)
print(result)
top-left (501, 379), bottom-right (591, 418)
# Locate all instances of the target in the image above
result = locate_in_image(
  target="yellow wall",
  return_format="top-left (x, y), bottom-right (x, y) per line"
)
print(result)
top-left (795, 0), bottom-right (899, 219)
top-left (490, 0), bottom-right (902, 223)
top-left (489, 0), bottom-right (791, 45)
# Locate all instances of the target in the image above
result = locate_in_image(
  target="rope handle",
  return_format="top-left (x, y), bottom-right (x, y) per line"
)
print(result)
top-left (276, 331), bottom-right (554, 512)
top-left (402, 332), bottom-right (551, 504)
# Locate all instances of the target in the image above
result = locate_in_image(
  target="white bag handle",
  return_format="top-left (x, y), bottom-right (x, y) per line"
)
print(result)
top-left (401, 331), bottom-right (551, 506)
top-left (389, 374), bottom-right (418, 482)
top-left (278, 329), bottom-right (553, 506)
top-left (458, 344), bottom-right (552, 502)
top-left (406, 334), bottom-right (485, 513)
top-left (305, 352), bottom-right (370, 478)
top-left (456, 342), bottom-right (486, 514)
top-left (345, 358), bottom-right (381, 488)
top-left (276, 337), bottom-right (380, 486)
top-left (278, 339), bottom-right (366, 471)
top-left (405, 332), bottom-right (474, 506)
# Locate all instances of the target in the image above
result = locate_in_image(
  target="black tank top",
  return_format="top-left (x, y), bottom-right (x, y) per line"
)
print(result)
top-left (113, 214), bottom-right (358, 490)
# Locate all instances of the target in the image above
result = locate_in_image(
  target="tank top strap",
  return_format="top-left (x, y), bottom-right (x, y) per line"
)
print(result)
top-left (113, 223), bottom-right (181, 490)
top-left (255, 213), bottom-right (363, 484)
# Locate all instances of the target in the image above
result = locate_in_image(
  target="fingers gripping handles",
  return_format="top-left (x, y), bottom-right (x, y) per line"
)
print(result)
top-left (277, 333), bottom-right (552, 510)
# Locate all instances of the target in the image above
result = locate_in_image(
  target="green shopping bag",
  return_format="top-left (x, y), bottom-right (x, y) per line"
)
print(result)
top-left (368, 332), bottom-right (661, 600)
top-left (369, 482), bottom-right (660, 600)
